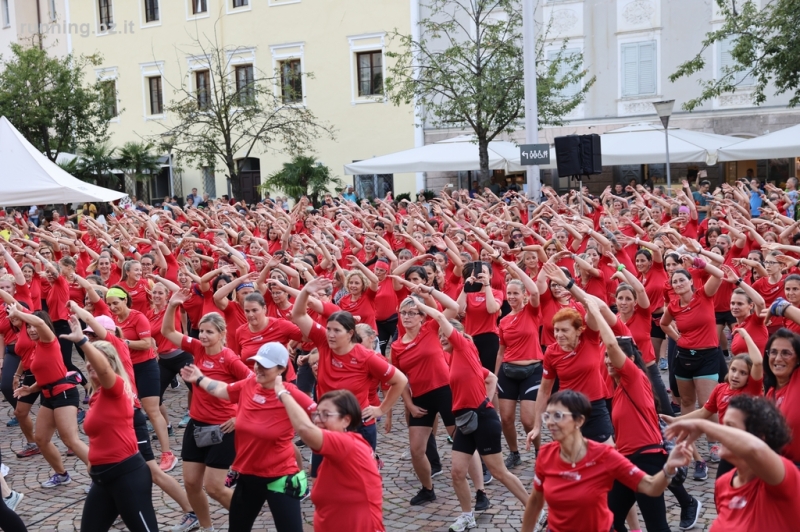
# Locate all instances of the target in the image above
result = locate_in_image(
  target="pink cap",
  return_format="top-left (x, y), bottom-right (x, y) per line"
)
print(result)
top-left (84, 314), bottom-right (116, 333)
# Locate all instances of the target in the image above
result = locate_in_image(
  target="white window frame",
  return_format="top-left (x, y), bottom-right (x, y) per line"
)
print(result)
top-left (348, 33), bottom-right (386, 105)
top-left (270, 42), bottom-right (305, 107)
top-left (140, 61), bottom-right (166, 120)
top-left (268, 0), bottom-right (300, 6)
top-left (139, 0), bottom-right (162, 28)
top-left (616, 32), bottom-right (662, 116)
top-left (186, 0), bottom-right (210, 20)
top-left (96, 67), bottom-right (120, 123)
top-left (226, 47), bottom-right (256, 107)
top-left (619, 40), bottom-right (657, 98)
top-left (545, 46), bottom-right (583, 99)
top-left (1, 0), bottom-right (9, 28)
top-left (95, 0), bottom-right (115, 36)
top-left (716, 36), bottom-right (755, 88)
top-left (227, 0), bottom-right (251, 15)
top-left (186, 54), bottom-right (214, 111)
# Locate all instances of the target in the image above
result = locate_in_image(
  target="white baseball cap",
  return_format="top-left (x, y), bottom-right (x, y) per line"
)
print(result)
top-left (249, 342), bottom-right (289, 369)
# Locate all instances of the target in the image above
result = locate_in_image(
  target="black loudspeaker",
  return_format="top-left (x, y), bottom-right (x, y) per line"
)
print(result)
top-left (554, 134), bottom-right (602, 176)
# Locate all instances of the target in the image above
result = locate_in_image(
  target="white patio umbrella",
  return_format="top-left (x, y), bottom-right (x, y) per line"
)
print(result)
top-left (718, 124), bottom-right (800, 161)
top-left (600, 123), bottom-right (745, 166)
top-left (343, 134), bottom-right (555, 175)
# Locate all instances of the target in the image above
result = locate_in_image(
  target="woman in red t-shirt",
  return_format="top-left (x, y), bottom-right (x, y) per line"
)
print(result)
top-left (632, 241), bottom-right (668, 367)
top-left (118, 260), bottom-right (153, 313)
top-left (10, 306), bottom-right (89, 488)
top-left (723, 268), bottom-right (768, 356)
top-left (521, 389), bottom-right (692, 532)
top-left (666, 396), bottom-right (800, 532)
top-left (276, 386), bottom-right (385, 532)
top-left (182, 342), bottom-right (314, 532)
top-left (213, 271), bottom-right (257, 349)
top-left (457, 260), bottom-right (503, 372)
top-left (74, 327), bottom-right (159, 531)
top-left (337, 258), bottom-right (379, 331)
top-left (535, 253), bottom-right (585, 353)
top-left (165, 290), bottom-right (252, 532)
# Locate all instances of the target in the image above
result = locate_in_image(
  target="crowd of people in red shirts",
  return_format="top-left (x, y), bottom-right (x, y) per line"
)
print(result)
top-left (0, 176), bottom-right (800, 532)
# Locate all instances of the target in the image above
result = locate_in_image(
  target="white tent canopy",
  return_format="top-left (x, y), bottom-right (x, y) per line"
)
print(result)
top-left (0, 116), bottom-right (126, 205)
top-left (718, 124), bottom-right (800, 162)
top-left (343, 134), bottom-right (555, 175)
top-left (599, 123), bottom-right (744, 166)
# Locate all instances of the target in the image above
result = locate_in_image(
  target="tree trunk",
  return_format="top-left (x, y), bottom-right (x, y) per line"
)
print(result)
top-left (477, 138), bottom-right (491, 185)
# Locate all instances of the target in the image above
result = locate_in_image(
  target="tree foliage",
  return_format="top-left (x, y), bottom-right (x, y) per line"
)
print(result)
top-left (0, 43), bottom-right (111, 161)
top-left (672, 0), bottom-right (800, 110)
top-left (385, 0), bottom-right (595, 179)
top-left (162, 33), bottom-right (336, 200)
top-left (260, 155), bottom-right (344, 207)
top-left (117, 141), bottom-right (162, 183)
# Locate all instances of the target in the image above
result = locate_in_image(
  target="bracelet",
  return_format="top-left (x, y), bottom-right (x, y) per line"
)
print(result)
top-left (227, 252), bottom-right (232, 259)
top-left (662, 464), bottom-right (677, 481)
top-left (616, 264), bottom-right (625, 272)
top-left (196, 376), bottom-right (205, 386)
top-left (276, 390), bottom-right (291, 402)
top-left (76, 336), bottom-right (89, 348)
top-left (735, 278), bottom-right (742, 286)
top-left (565, 279), bottom-right (575, 290)
top-left (692, 257), bottom-right (707, 269)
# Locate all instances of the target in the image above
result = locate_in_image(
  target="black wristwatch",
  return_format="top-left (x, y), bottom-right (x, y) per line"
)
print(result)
top-left (196, 376), bottom-right (205, 386)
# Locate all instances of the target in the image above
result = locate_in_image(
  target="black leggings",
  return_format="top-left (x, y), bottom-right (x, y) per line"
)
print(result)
top-left (158, 351), bottom-right (194, 402)
top-left (1, 348), bottom-right (20, 409)
top-left (646, 364), bottom-right (674, 417)
top-left (229, 473), bottom-right (303, 532)
top-left (0, 447), bottom-right (28, 532)
top-left (608, 452), bottom-right (670, 532)
top-left (375, 316), bottom-right (398, 357)
top-left (80, 454), bottom-right (158, 532)
top-left (53, 320), bottom-right (86, 387)
top-left (472, 332), bottom-right (500, 372)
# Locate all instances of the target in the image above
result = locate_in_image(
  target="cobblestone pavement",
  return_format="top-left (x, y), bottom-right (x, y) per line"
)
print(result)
top-left (1, 363), bottom-right (718, 531)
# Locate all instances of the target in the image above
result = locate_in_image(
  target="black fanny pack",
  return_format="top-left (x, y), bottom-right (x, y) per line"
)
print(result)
top-left (89, 452), bottom-right (146, 485)
top-left (502, 362), bottom-right (539, 380)
top-left (41, 371), bottom-right (83, 398)
top-left (455, 398), bottom-right (489, 435)
top-left (676, 347), bottom-right (718, 360)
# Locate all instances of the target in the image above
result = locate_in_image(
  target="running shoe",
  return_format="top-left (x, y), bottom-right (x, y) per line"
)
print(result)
top-left (6, 417), bottom-right (19, 427)
top-left (482, 465), bottom-right (493, 485)
top-left (170, 376), bottom-right (180, 389)
top-left (42, 472), bottom-right (71, 488)
top-left (152, 425), bottom-right (175, 441)
top-left (294, 438), bottom-right (307, 448)
top-left (1, 464), bottom-right (8, 477)
top-left (401, 448), bottom-right (412, 460)
top-left (449, 513), bottom-right (477, 532)
top-left (225, 470), bottom-right (239, 489)
top-left (3, 491), bottom-right (22, 512)
top-left (84, 482), bottom-right (93, 494)
top-left (658, 358), bottom-right (668, 371)
top-left (83, 393), bottom-right (90, 404)
top-left (15, 442), bottom-right (41, 458)
top-left (504, 451), bottom-right (522, 468)
top-left (76, 409), bottom-right (85, 424)
top-left (178, 413), bottom-right (191, 428)
top-left (160, 451), bottom-right (178, 472)
top-left (447, 435), bottom-right (453, 444)
top-left (375, 454), bottom-right (384, 470)
top-left (671, 402), bottom-right (682, 415)
top-left (679, 497), bottom-right (702, 530)
top-left (410, 486), bottom-right (436, 505)
top-left (431, 466), bottom-right (443, 478)
top-left (170, 512), bottom-right (199, 532)
top-left (692, 460), bottom-right (708, 481)
top-left (474, 489), bottom-right (490, 512)
top-left (66, 448), bottom-right (75, 457)
top-left (709, 444), bottom-right (721, 463)
top-left (147, 421), bottom-right (155, 433)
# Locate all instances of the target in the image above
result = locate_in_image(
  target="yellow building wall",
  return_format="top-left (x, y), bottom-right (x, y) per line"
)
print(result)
top-left (66, 0), bottom-right (418, 200)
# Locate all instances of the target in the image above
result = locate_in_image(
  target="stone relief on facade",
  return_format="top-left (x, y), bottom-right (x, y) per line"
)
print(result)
top-left (718, 92), bottom-right (754, 108)
top-left (551, 8), bottom-right (579, 33)
top-left (622, 0), bottom-right (655, 25)
top-left (623, 101), bottom-right (657, 114)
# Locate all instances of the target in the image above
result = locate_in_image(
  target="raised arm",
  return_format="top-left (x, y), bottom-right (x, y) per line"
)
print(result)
top-left (162, 290), bottom-right (190, 347)
top-left (291, 277), bottom-right (330, 337)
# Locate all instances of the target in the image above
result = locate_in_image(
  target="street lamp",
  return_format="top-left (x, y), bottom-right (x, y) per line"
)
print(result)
top-left (653, 99), bottom-right (675, 196)
top-left (161, 131), bottom-right (176, 198)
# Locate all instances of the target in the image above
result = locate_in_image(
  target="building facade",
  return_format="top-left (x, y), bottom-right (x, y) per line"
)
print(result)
top-left (0, 0), bottom-right (69, 57)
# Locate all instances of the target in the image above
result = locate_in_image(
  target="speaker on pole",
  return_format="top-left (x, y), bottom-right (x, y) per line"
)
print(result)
top-left (554, 134), bottom-right (602, 177)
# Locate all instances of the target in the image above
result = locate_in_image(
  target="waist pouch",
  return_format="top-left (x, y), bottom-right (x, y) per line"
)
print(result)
top-left (89, 453), bottom-right (145, 485)
top-left (676, 346), bottom-right (718, 360)
top-left (502, 362), bottom-right (539, 380)
top-left (193, 424), bottom-right (224, 448)
top-left (266, 470), bottom-right (308, 499)
top-left (41, 371), bottom-right (83, 398)
top-left (455, 398), bottom-right (489, 435)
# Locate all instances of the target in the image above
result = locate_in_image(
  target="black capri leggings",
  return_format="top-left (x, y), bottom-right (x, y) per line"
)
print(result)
top-left (80, 453), bottom-right (158, 532)
top-left (229, 473), bottom-right (304, 532)
top-left (472, 332), bottom-right (500, 373)
top-left (0, 447), bottom-right (28, 532)
top-left (375, 315), bottom-right (398, 357)
top-left (1, 346), bottom-right (20, 409)
top-left (158, 351), bottom-right (194, 402)
top-left (608, 452), bottom-right (670, 532)
top-left (53, 320), bottom-right (86, 387)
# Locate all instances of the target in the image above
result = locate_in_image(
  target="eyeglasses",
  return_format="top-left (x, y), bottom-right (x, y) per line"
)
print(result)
top-left (311, 411), bottom-right (342, 421)
top-left (768, 349), bottom-right (796, 359)
top-left (512, 234), bottom-right (524, 239)
top-left (399, 311), bottom-right (421, 317)
top-left (764, 261), bottom-right (779, 266)
top-left (542, 411), bottom-right (573, 423)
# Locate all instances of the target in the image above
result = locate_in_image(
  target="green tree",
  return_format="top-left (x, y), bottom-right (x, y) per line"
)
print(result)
top-left (0, 43), bottom-right (111, 161)
top-left (385, 0), bottom-right (595, 181)
top-left (672, 0), bottom-right (800, 110)
top-left (77, 142), bottom-right (118, 190)
top-left (260, 155), bottom-right (344, 207)
top-left (117, 141), bottom-right (162, 201)
top-left (162, 35), bottom-right (335, 201)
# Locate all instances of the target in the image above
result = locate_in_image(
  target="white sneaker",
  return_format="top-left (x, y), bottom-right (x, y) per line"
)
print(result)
top-left (449, 513), bottom-right (477, 531)
top-left (171, 512), bottom-right (200, 531)
top-left (3, 491), bottom-right (23, 512)
top-left (401, 448), bottom-right (411, 460)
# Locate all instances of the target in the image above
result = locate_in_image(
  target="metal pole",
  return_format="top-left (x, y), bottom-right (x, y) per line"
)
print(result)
top-left (167, 152), bottom-right (175, 198)
top-left (664, 125), bottom-right (671, 196)
top-left (522, 0), bottom-right (540, 204)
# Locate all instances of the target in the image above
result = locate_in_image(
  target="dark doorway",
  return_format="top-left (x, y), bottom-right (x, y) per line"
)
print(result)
top-left (236, 158), bottom-right (261, 205)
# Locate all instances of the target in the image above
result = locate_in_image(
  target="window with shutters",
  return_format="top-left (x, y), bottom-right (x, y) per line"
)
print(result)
top-left (718, 37), bottom-right (754, 87)
top-left (144, 0), bottom-right (159, 22)
top-left (547, 48), bottom-right (582, 99)
top-left (620, 41), bottom-right (657, 97)
top-left (149, 76), bottom-right (163, 115)
top-left (196, 70), bottom-right (210, 110)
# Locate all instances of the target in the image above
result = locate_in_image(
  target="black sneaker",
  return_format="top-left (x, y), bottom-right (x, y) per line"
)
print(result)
top-left (431, 466), bottom-right (443, 478)
top-left (504, 451), bottom-right (522, 468)
top-left (679, 497), bottom-right (702, 530)
top-left (474, 489), bottom-right (490, 512)
top-left (410, 486), bottom-right (436, 505)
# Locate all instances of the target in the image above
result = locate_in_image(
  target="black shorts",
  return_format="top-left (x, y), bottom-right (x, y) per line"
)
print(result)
top-left (581, 399), bottom-right (614, 443)
top-left (182, 419), bottom-right (236, 469)
top-left (133, 408), bottom-right (155, 462)
top-left (674, 347), bottom-right (721, 381)
top-left (452, 404), bottom-right (502, 456)
top-left (158, 351), bottom-right (194, 400)
top-left (40, 386), bottom-right (80, 410)
top-left (497, 362), bottom-right (543, 401)
top-left (650, 313), bottom-right (666, 340)
top-left (17, 371), bottom-right (40, 405)
top-left (715, 311), bottom-right (736, 326)
top-left (408, 385), bottom-right (455, 428)
top-left (133, 358), bottom-right (161, 399)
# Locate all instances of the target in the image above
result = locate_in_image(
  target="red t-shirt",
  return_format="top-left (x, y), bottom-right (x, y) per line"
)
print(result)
top-left (668, 288), bottom-right (719, 349)
top-left (183, 287), bottom-right (205, 329)
top-left (114, 309), bottom-right (155, 365)
top-left (373, 278), bottom-right (398, 322)
top-left (302, 301), bottom-right (340, 352)
top-left (104, 334), bottom-right (140, 402)
top-left (122, 278), bottom-right (152, 314)
top-left (234, 318), bottom-right (302, 382)
top-left (711, 456), bottom-right (800, 532)
top-left (148, 307), bottom-right (182, 354)
top-left (227, 378), bottom-right (315, 477)
top-left (220, 301), bottom-right (246, 352)
top-left (620, 305), bottom-right (656, 364)
top-left (705, 377), bottom-right (763, 424)
top-left (533, 440), bottom-right (645, 532)
top-left (91, 297), bottom-right (112, 318)
top-left (539, 288), bottom-right (585, 347)
top-left (767, 369), bottom-right (800, 462)
top-left (729, 314), bottom-right (769, 356)
top-left (84, 375), bottom-right (137, 466)
top-left (639, 261), bottom-right (667, 315)
top-left (391, 320), bottom-right (450, 398)
top-left (611, 358), bottom-right (664, 455)
top-left (30, 338), bottom-right (73, 397)
top-left (66, 278), bottom-right (86, 307)
top-left (307, 323), bottom-right (395, 424)
top-left (45, 275), bottom-right (70, 321)
top-left (15, 324), bottom-right (35, 370)
top-left (13, 282), bottom-right (34, 310)
top-left (312, 430), bottom-right (385, 532)
top-left (543, 328), bottom-right (607, 402)
top-left (447, 328), bottom-right (492, 411)
top-left (0, 308), bottom-right (17, 346)
top-left (180, 336), bottom-right (252, 424)
top-left (498, 304), bottom-right (543, 363)
top-left (752, 276), bottom-right (786, 329)
top-left (338, 290), bottom-right (377, 331)
top-left (463, 289), bottom-right (503, 336)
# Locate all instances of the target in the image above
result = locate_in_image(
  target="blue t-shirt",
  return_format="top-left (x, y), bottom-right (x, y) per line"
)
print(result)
top-left (692, 191), bottom-right (708, 221)
top-left (750, 190), bottom-right (763, 217)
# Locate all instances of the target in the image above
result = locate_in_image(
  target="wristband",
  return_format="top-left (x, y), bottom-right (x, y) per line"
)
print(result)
top-left (129, 246), bottom-right (136, 253)
top-left (770, 297), bottom-right (791, 317)
top-left (662, 464), bottom-right (677, 481)
top-left (616, 264), bottom-right (625, 272)
top-left (196, 376), bottom-right (205, 386)
top-left (565, 279), bottom-right (575, 291)
top-left (76, 336), bottom-right (89, 348)
top-left (276, 390), bottom-right (291, 402)
top-left (735, 278), bottom-right (742, 286)
top-left (692, 257), bottom-right (707, 269)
